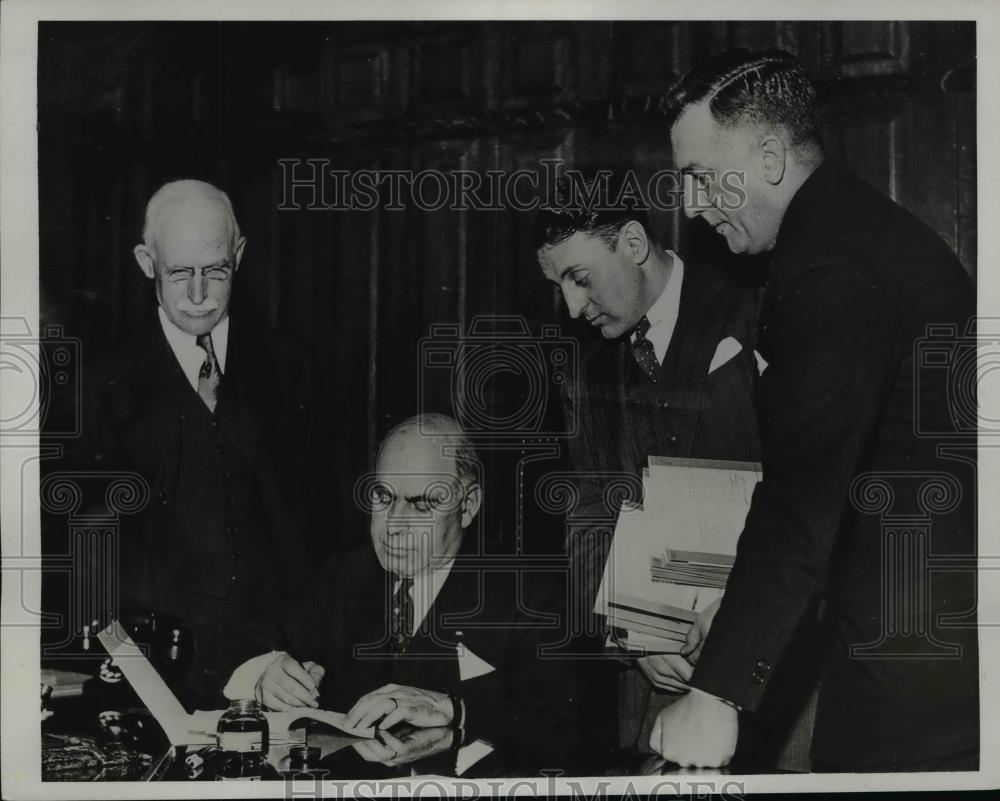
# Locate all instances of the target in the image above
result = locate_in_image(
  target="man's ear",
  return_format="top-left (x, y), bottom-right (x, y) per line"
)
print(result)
top-left (461, 482), bottom-right (483, 529)
top-left (233, 235), bottom-right (247, 271)
top-left (759, 134), bottom-right (787, 186)
top-left (619, 220), bottom-right (650, 265)
top-left (133, 244), bottom-right (156, 280)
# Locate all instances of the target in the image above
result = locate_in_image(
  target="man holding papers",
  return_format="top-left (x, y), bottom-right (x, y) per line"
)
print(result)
top-left (533, 174), bottom-right (762, 751)
top-left (656, 49), bottom-right (978, 771)
top-left (223, 414), bottom-right (576, 767)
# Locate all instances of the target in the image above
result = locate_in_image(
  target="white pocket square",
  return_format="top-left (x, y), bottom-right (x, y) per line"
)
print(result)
top-left (709, 336), bottom-right (742, 374)
top-left (457, 644), bottom-right (495, 681)
top-left (754, 349), bottom-right (769, 376)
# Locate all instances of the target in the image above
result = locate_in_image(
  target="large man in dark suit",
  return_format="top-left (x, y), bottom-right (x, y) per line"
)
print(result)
top-left (74, 180), bottom-right (312, 707)
top-left (222, 414), bottom-right (577, 771)
top-left (532, 182), bottom-right (764, 752)
top-left (654, 49), bottom-right (978, 771)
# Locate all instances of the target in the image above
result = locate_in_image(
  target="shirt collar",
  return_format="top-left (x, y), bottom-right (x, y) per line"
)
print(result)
top-left (630, 252), bottom-right (684, 364)
top-left (643, 251), bottom-right (684, 327)
top-left (157, 306), bottom-right (230, 390)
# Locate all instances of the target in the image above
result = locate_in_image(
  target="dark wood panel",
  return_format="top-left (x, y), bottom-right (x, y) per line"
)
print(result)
top-left (330, 205), bottom-right (380, 545)
top-left (501, 23), bottom-right (577, 108)
top-left (956, 89), bottom-right (977, 280)
top-left (835, 21), bottom-right (911, 77)
top-left (613, 21), bottom-right (693, 96)
top-left (906, 95), bottom-right (958, 256)
top-left (37, 20), bottom-right (978, 558)
top-left (412, 33), bottom-right (478, 109)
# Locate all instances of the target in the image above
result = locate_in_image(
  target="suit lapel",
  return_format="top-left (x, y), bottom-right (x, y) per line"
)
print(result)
top-left (661, 262), bottom-right (723, 390)
top-left (120, 317), bottom-right (194, 460)
top-left (615, 264), bottom-right (721, 459)
top-left (614, 342), bottom-right (634, 471)
top-left (396, 538), bottom-right (491, 688)
top-left (219, 313), bottom-right (262, 460)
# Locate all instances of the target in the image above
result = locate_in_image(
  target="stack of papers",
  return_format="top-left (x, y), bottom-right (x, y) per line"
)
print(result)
top-left (595, 457), bottom-right (760, 654)
top-left (650, 550), bottom-right (733, 589)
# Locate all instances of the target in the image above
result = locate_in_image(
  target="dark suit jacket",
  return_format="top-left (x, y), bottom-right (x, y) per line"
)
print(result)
top-left (67, 307), bottom-right (313, 702)
top-left (560, 260), bottom-right (765, 752)
top-left (563, 260), bottom-right (762, 616)
top-left (251, 535), bottom-right (578, 769)
top-left (691, 161), bottom-right (978, 769)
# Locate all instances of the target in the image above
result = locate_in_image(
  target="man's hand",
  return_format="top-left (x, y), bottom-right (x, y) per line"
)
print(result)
top-left (343, 684), bottom-right (453, 730)
top-left (636, 653), bottom-right (693, 692)
top-left (681, 597), bottom-right (722, 664)
top-left (254, 654), bottom-right (324, 711)
top-left (352, 727), bottom-right (454, 767)
top-left (649, 689), bottom-right (738, 768)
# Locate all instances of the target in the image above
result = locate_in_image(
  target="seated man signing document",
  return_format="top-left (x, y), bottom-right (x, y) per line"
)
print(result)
top-left (223, 413), bottom-right (576, 762)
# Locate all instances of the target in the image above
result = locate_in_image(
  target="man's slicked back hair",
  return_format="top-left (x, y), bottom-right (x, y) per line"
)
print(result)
top-left (530, 171), bottom-right (651, 252)
top-left (661, 49), bottom-right (821, 148)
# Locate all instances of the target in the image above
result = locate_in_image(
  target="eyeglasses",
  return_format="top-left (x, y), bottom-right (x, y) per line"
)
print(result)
top-left (162, 262), bottom-right (235, 284)
top-left (368, 478), bottom-right (470, 516)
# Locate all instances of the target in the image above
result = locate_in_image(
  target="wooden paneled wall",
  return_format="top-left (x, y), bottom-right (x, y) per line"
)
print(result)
top-left (38, 21), bottom-right (976, 555)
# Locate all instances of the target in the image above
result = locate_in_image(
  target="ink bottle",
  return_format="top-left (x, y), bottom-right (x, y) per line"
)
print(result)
top-left (215, 699), bottom-right (268, 780)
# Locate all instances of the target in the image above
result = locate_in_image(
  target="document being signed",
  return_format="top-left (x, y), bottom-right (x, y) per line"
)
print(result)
top-left (189, 708), bottom-right (375, 743)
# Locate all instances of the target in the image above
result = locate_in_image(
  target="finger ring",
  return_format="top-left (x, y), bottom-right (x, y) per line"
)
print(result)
top-left (390, 698), bottom-right (398, 711)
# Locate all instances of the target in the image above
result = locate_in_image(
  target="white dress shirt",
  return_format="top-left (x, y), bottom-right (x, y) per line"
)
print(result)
top-left (223, 559), bottom-right (457, 700)
top-left (629, 253), bottom-right (685, 364)
top-left (157, 306), bottom-right (229, 392)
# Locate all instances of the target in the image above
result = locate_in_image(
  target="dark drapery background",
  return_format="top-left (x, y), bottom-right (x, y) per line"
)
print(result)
top-left (38, 20), bottom-right (976, 560)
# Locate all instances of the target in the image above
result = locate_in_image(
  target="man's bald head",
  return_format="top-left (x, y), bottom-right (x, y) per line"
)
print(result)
top-left (377, 413), bottom-right (480, 486)
top-left (370, 414), bottom-right (482, 578)
top-left (133, 179), bottom-right (246, 337)
top-left (141, 179), bottom-right (241, 258)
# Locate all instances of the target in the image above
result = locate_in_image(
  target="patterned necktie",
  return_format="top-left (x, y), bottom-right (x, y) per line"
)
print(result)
top-left (630, 315), bottom-right (659, 383)
top-left (195, 333), bottom-right (221, 413)
top-left (390, 577), bottom-right (414, 656)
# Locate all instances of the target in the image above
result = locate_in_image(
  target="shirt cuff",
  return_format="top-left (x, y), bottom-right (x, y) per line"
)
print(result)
top-left (223, 651), bottom-right (285, 700)
top-left (687, 684), bottom-right (742, 712)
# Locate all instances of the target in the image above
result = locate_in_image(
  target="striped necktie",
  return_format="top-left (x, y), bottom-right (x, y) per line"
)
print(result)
top-left (390, 577), bottom-right (414, 656)
top-left (630, 315), bottom-right (659, 383)
top-left (195, 333), bottom-right (221, 413)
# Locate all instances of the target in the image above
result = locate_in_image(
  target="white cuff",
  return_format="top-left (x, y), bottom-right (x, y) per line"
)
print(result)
top-left (687, 684), bottom-right (742, 712)
top-left (223, 651), bottom-right (285, 700)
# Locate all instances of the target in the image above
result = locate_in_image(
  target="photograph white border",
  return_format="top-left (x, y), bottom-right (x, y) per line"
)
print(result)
top-left (3, 0), bottom-right (998, 797)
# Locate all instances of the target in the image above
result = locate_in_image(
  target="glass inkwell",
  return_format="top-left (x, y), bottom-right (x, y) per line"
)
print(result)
top-left (215, 699), bottom-right (268, 780)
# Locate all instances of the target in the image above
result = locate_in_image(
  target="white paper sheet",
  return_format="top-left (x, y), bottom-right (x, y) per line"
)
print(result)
top-left (189, 708), bottom-right (375, 741)
top-left (96, 621), bottom-right (211, 746)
